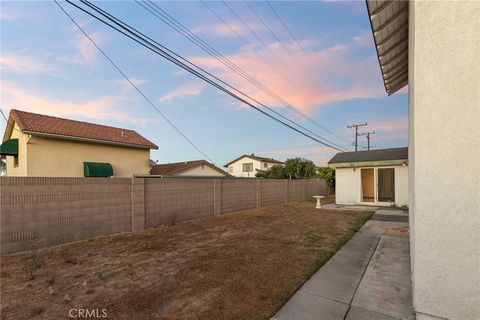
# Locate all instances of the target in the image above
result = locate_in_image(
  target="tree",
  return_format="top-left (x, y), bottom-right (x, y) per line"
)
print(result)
top-left (255, 164), bottom-right (285, 179)
top-left (317, 167), bottom-right (335, 186)
top-left (256, 157), bottom-right (317, 179)
top-left (284, 157), bottom-right (317, 179)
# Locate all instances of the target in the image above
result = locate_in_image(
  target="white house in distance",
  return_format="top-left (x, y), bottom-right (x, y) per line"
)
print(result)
top-left (150, 160), bottom-right (230, 177)
top-left (328, 147), bottom-right (408, 206)
top-left (224, 154), bottom-right (283, 177)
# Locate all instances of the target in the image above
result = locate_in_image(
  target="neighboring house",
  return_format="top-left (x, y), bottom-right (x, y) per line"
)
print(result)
top-left (224, 154), bottom-right (283, 177)
top-left (328, 147), bottom-right (408, 206)
top-left (150, 160), bottom-right (229, 177)
top-left (0, 109), bottom-right (158, 177)
top-left (366, 2), bottom-right (479, 319)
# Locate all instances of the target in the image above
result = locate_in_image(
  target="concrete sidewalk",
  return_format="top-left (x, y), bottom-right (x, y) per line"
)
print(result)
top-left (272, 210), bottom-right (413, 320)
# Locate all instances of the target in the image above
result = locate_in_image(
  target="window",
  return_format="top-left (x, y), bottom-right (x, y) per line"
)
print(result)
top-left (228, 166), bottom-right (233, 173)
top-left (263, 162), bottom-right (268, 168)
top-left (13, 156), bottom-right (19, 167)
top-left (243, 163), bottom-right (253, 172)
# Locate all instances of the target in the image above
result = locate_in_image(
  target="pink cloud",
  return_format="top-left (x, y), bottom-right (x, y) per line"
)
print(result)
top-left (0, 81), bottom-right (150, 125)
top-left (0, 53), bottom-right (60, 76)
top-left (159, 83), bottom-right (204, 103)
top-left (368, 117), bottom-right (409, 142)
top-left (0, 9), bottom-right (23, 21)
top-left (189, 41), bottom-right (385, 113)
top-left (191, 21), bottom-right (261, 38)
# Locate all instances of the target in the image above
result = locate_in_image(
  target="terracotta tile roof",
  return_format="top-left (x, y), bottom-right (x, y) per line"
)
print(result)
top-left (224, 154), bottom-right (284, 167)
top-left (5, 109), bottom-right (157, 149)
top-left (150, 160), bottom-right (230, 176)
top-left (328, 147), bottom-right (408, 164)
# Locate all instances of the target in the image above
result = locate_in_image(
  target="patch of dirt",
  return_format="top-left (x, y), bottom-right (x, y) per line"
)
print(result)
top-left (0, 201), bottom-right (371, 320)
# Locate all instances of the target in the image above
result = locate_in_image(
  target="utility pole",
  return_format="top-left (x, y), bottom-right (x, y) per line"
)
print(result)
top-left (358, 131), bottom-right (376, 150)
top-left (347, 122), bottom-right (367, 151)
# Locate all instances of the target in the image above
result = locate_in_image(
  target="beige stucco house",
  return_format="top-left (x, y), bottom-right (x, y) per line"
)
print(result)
top-left (328, 147), bottom-right (408, 206)
top-left (224, 154), bottom-right (283, 178)
top-left (0, 109), bottom-right (158, 177)
top-left (366, 1), bottom-right (479, 319)
top-left (150, 160), bottom-right (230, 177)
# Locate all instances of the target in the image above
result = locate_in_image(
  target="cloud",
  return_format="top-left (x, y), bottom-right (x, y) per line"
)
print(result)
top-left (354, 32), bottom-right (374, 47)
top-left (262, 144), bottom-right (336, 166)
top-left (189, 40), bottom-right (385, 113)
top-left (0, 53), bottom-right (60, 76)
top-left (0, 9), bottom-right (23, 21)
top-left (0, 81), bottom-right (150, 125)
top-left (191, 21), bottom-right (261, 38)
top-left (112, 78), bottom-right (146, 91)
top-left (368, 117), bottom-right (408, 142)
top-left (57, 26), bottom-right (103, 66)
top-left (159, 83), bottom-right (205, 103)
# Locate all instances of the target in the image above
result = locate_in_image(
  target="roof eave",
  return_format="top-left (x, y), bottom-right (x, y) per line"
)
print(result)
top-left (223, 155), bottom-right (283, 167)
top-left (24, 130), bottom-right (158, 150)
top-left (328, 159), bottom-right (408, 168)
top-left (366, 0), bottom-right (409, 96)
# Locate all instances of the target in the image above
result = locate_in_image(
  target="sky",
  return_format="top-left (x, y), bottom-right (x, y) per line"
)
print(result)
top-left (0, 0), bottom-right (408, 167)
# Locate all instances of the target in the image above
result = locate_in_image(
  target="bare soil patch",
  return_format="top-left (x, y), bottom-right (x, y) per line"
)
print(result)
top-left (1, 201), bottom-right (371, 320)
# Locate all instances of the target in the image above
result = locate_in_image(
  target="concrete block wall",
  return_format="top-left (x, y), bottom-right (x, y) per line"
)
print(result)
top-left (1, 177), bottom-right (329, 254)
top-left (0, 177), bottom-right (131, 254)
top-left (260, 180), bottom-right (286, 207)
top-left (220, 179), bottom-right (257, 214)
top-left (144, 178), bottom-right (215, 227)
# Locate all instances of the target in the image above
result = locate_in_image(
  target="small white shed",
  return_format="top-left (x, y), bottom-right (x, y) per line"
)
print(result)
top-left (328, 147), bottom-right (408, 206)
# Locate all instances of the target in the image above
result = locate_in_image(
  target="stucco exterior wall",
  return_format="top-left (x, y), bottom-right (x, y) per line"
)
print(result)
top-left (394, 166), bottom-right (408, 206)
top-left (409, 1), bottom-right (480, 319)
top-left (227, 156), bottom-right (278, 177)
top-left (335, 168), bottom-right (360, 204)
top-left (23, 135), bottom-right (151, 178)
top-left (335, 165), bottom-right (408, 206)
top-left (176, 165), bottom-right (227, 177)
top-left (5, 123), bottom-right (28, 176)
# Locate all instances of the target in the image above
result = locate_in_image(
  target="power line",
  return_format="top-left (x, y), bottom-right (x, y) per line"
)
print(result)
top-left (266, 1), bottom-right (339, 93)
top-left (244, 1), bottom-right (329, 96)
top-left (201, 1), bottom-right (304, 94)
top-left (222, 1), bottom-right (316, 93)
top-left (358, 131), bottom-right (375, 150)
top-left (265, 1), bottom-right (352, 146)
top-left (65, 0), bottom-right (346, 152)
top-left (137, 0), bottom-right (347, 153)
top-left (201, 1), bottom-right (351, 151)
top-left (54, 0), bottom-right (215, 164)
top-left (347, 122), bottom-right (367, 152)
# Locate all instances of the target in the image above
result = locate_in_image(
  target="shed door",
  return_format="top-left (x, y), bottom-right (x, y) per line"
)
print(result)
top-left (377, 168), bottom-right (395, 202)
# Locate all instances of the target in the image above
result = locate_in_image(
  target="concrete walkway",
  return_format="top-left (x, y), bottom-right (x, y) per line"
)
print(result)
top-left (272, 208), bottom-right (414, 320)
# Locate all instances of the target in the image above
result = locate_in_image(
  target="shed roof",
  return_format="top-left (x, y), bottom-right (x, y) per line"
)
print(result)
top-left (3, 109), bottom-right (158, 149)
top-left (328, 147), bottom-right (408, 165)
top-left (366, 0), bottom-right (409, 95)
top-left (150, 160), bottom-right (230, 176)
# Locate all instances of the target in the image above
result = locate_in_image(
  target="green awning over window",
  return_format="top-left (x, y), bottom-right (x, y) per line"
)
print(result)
top-left (0, 139), bottom-right (18, 156)
top-left (84, 162), bottom-right (114, 177)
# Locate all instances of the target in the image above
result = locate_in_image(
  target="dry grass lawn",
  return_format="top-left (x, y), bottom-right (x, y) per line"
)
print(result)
top-left (0, 201), bottom-right (371, 320)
